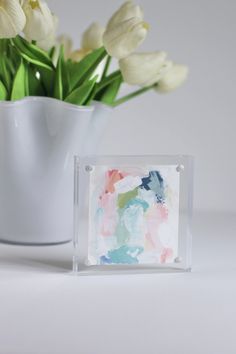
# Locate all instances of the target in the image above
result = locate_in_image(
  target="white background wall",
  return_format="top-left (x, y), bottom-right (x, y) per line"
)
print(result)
top-left (48, 0), bottom-right (236, 214)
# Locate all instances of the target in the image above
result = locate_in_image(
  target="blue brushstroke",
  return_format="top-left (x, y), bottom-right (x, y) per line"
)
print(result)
top-left (122, 204), bottom-right (144, 239)
top-left (125, 198), bottom-right (149, 211)
top-left (100, 255), bottom-right (113, 264)
top-left (100, 245), bottom-right (144, 265)
top-left (140, 170), bottom-right (165, 203)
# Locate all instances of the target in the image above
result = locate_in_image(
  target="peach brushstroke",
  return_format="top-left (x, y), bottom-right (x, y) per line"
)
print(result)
top-left (104, 169), bottom-right (125, 194)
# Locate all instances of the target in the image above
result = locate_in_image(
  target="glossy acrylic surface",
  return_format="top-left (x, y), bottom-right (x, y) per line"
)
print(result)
top-left (73, 155), bottom-right (193, 274)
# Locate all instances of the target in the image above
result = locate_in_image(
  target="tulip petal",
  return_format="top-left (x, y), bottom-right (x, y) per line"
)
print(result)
top-left (82, 22), bottom-right (105, 50)
top-left (57, 34), bottom-right (73, 59)
top-left (119, 51), bottom-right (168, 86)
top-left (23, 0), bottom-right (54, 41)
top-left (0, 0), bottom-right (26, 38)
top-left (103, 17), bottom-right (148, 59)
top-left (69, 48), bottom-right (91, 62)
top-left (37, 14), bottom-right (58, 51)
top-left (107, 1), bottom-right (143, 30)
top-left (156, 64), bottom-right (189, 93)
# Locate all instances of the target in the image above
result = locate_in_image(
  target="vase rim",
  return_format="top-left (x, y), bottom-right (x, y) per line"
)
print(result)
top-left (0, 96), bottom-right (95, 112)
top-left (91, 100), bottom-right (114, 111)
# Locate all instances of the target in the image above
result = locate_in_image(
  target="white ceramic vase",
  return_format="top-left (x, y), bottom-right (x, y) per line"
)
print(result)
top-left (0, 97), bottom-right (111, 245)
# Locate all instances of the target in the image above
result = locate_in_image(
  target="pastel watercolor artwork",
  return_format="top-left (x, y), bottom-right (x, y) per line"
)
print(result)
top-left (88, 165), bottom-right (180, 266)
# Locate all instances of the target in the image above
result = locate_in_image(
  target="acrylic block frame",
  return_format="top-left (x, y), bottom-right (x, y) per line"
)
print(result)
top-left (73, 155), bottom-right (193, 274)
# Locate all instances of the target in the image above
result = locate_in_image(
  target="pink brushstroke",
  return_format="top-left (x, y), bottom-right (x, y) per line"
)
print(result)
top-left (160, 248), bottom-right (173, 263)
top-left (98, 192), bottom-right (117, 237)
top-left (145, 232), bottom-right (156, 248)
top-left (145, 204), bottom-right (169, 250)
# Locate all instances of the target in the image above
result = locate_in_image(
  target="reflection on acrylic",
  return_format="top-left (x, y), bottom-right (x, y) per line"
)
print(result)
top-left (88, 166), bottom-right (180, 265)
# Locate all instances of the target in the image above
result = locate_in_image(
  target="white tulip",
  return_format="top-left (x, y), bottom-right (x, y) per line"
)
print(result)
top-left (156, 64), bottom-right (189, 93)
top-left (34, 14), bottom-right (58, 51)
top-left (56, 34), bottom-right (73, 59)
top-left (0, 0), bottom-right (26, 38)
top-left (82, 22), bottom-right (105, 50)
top-left (119, 51), bottom-right (173, 86)
top-left (107, 1), bottom-right (143, 30)
top-left (23, 0), bottom-right (54, 41)
top-left (103, 17), bottom-right (149, 59)
top-left (65, 22), bottom-right (105, 63)
top-left (69, 48), bottom-right (91, 62)
top-left (50, 34), bottom-right (73, 66)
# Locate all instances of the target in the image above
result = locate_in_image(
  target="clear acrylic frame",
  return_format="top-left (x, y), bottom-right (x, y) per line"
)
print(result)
top-left (73, 155), bottom-right (193, 275)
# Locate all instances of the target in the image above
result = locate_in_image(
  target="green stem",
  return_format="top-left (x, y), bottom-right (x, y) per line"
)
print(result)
top-left (101, 55), bottom-right (111, 80)
top-left (112, 84), bottom-right (156, 107)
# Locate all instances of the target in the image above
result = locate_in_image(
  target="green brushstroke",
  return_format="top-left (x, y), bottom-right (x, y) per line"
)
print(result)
top-left (117, 187), bottom-right (138, 209)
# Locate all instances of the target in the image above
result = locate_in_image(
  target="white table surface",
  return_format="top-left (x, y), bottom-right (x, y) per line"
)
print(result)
top-left (0, 212), bottom-right (235, 354)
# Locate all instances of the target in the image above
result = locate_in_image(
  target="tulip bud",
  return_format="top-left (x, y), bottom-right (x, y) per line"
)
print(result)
top-left (69, 48), bottom-right (91, 62)
top-left (81, 22), bottom-right (105, 50)
top-left (50, 34), bottom-right (73, 66)
top-left (23, 0), bottom-right (54, 41)
top-left (156, 64), bottom-right (189, 93)
top-left (0, 0), bottom-right (26, 38)
top-left (107, 1), bottom-right (143, 30)
top-left (103, 17), bottom-right (149, 59)
top-left (35, 14), bottom-right (58, 51)
top-left (119, 51), bottom-right (172, 86)
top-left (57, 34), bottom-right (73, 59)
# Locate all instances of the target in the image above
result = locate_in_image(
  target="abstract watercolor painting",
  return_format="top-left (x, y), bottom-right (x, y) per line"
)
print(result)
top-left (87, 165), bottom-right (180, 265)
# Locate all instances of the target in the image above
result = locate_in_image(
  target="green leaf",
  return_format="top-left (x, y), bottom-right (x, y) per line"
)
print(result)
top-left (53, 46), bottom-right (63, 100)
top-left (95, 70), bottom-right (122, 95)
top-left (0, 39), bottom-right (11, 93)
top-left (4, 59), bottom-right (14, 77)
top-left (12, 36), bottom-right (54, 71)
top-left (24, 63), bottom-right (29, 96)
top-left (61, 55), bottom-right (70, 99)
top-left (0, 80), bottom-right (7, 100)
top-left (11, 60), bottom-right (26, 101)
top-left (49, 46), bottom-right (55, 59)
top-left (0, 58), bottom-right (10, 94)
top-left (67, 47), bottom-right (106, 92)
top-left (98, 75), bottom-right (122, 106)
top-left (84, 82), bottom-right (97, 106)
top-left (28, 66), bottom-right (45, 96)
top-left (65, 77), bottom-right (97, 106)
top-left (5, 44), bottom-right (21, 80)
top-left (39, 67), bottom-right (55, 96)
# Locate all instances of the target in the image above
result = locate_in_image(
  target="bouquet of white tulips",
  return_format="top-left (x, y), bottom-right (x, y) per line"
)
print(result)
top-left (0, 0), bottom-right (188, 107)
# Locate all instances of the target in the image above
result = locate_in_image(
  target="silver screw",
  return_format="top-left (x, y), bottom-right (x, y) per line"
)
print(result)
top-left (174, 256), bottom-right (182, 263)
top-left (176, 164), bottom-right (185, 172)
top-left (85, 165), bottom-right (93, 172)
